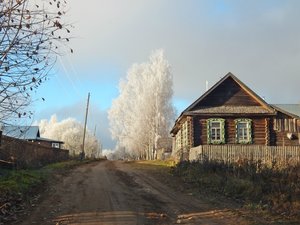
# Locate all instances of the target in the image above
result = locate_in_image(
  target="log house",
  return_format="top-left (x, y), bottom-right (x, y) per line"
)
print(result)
top-left (171, 73), bottom-right (300, 157)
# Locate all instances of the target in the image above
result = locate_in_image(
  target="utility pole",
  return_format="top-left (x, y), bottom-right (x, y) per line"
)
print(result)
top-left (81, 92), bottom-right (90, 159)
top-left (93, 125), bottom-right (97, 136)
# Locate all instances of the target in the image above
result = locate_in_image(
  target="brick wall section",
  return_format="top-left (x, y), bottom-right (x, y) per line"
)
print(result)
top-left (0, 135), bottom-right (69, 169)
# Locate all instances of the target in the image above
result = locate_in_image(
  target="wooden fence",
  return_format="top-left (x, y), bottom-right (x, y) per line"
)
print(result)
top-left (189, 145), bottom-right (300, 165)
top-left (0, 135), bottom-right (69, 169)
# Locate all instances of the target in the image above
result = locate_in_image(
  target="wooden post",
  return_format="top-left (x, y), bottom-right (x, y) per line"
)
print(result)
top-left (81, 92), bottom-right (90, 159)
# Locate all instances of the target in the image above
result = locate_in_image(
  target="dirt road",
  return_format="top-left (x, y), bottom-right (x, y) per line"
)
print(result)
top-left (17, 160), bottom-right (252, 225)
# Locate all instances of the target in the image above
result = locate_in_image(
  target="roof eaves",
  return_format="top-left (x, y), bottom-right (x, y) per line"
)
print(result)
top-left (37, 137), bottom-right (64, 143)
top-left (183, 112), bottom-right (276, 116)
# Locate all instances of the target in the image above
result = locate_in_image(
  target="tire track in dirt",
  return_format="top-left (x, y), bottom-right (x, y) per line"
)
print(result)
top-left (115, 161), bottom-right (252, 225)
top-left (16, 161), bottom-right (169, 224)
top-left (15, 160), bottom-right (254, 225)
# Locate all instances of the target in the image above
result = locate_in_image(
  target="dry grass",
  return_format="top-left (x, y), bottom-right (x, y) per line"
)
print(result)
top-left (171, 159), bottom-right (300, 222)
top-left (135, 160), bottom-right (176, 167)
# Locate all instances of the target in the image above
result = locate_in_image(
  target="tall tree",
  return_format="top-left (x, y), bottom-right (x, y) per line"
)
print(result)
top-left (0, 0), bottom-right (72, 125)
top-left (108, 49), bottom-right (175, 159)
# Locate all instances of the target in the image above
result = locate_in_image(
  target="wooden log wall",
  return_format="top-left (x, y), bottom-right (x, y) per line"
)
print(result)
top-left (275, 131), bottom-right (300, 146)
top-left (192, 116), bottom-right (269, 146)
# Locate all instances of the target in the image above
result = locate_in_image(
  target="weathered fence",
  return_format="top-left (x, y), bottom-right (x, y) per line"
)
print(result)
top-left (0, 135), bottom-right (69, 169)
top-left (189, 145), bottom-right (300, 165)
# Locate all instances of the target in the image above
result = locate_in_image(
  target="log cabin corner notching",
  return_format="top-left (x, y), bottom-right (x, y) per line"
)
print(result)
top-left (170, 72), bottom-right (300, 158)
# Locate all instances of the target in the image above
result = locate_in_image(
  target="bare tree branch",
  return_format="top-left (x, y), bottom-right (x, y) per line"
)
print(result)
top-left (0, 0), bottom-right (72, 125)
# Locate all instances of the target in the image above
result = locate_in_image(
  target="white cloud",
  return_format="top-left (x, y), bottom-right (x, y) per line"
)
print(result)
top-left (63, 1), bottom-right (300, 105)
top-left (34, 1), bottom-right (300, 149)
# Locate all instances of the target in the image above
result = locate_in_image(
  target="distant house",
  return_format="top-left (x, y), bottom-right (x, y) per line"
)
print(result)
top-left (170, 72), bottom-right (300, 157)
top-left (156, 137), bottom-right (173, 160)
top-left (2, 126), bottom-right (64, 149)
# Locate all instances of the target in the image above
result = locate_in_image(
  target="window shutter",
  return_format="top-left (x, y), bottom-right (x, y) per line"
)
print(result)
top-left (220, 119), bottom-right (225, 144)
top-left (207, 120), bottom-right (211, 144)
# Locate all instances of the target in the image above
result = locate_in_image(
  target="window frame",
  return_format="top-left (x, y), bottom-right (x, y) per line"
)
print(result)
top-left (207, 118), bottom-right (225, 144)
top-left (175, 129), bottom-right (182, 151)
top-left (182, 120), bottom-right (189, 148)
top-left (52, 142), bottom-right (60, 148)
top-left (235, 118), bottom-right (252, 144)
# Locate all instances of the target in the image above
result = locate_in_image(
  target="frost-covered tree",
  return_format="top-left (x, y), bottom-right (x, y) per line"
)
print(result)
top-left (38, 115), bottom-right (101, 158)
top-left (0, 0), bottom-right (72, 125)
top-left (108, 49), bottom-right (175, 159)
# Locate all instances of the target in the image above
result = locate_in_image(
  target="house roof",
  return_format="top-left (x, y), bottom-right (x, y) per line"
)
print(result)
top-left (182, 72), bottom-right (275, 115)
top-left (2, 126), bottom-right (64, 143)
top-left (37, 137), bottom-right (64, 144)
top-left (184, 106), bottom-right (273, 115)
top-left (2, 126), bottom-right (40, 140)
top-left (271, 104), bottom-right (300, 119)
top-left (171, 72), bottom-right (276, 134)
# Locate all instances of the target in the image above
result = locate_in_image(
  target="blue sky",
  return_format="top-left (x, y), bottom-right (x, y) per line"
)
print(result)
top-left (32, 0), bottom-right (300, 149)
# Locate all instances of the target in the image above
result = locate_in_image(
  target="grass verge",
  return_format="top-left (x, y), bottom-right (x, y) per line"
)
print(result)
top-left (0, 160), bottom-right (91, 195)
top-left (0, 159), bottom-right (97, 223)
top-left (134, 159), bottom-right (176, 167)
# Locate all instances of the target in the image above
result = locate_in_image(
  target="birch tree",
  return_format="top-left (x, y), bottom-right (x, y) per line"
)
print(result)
top-left (108, 49), bottom-right (175, 159)
top-left (0, 0), bottom-right (72, 125)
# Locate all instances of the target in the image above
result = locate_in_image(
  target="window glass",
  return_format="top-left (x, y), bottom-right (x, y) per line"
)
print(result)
top-left (238, 122), bottom-right (249, 141)
top-left (211, 122), bottom-right (221, 141)
top-left (235, 119), bottom-right (252, 144)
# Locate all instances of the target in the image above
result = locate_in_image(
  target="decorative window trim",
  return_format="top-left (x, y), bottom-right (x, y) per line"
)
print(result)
top-left (175, 130), bottom-right (182, 151)
top-left (207, 118), bottom-right (225, 144)
top-left (235, 118), bottom-right (252, 144)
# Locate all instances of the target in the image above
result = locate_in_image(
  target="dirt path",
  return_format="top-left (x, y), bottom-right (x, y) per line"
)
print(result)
top-left (16, 160), bottom-right (252, 225)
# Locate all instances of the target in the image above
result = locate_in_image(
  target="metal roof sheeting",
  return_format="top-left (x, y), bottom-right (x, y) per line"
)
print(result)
top-left (2, 126), bottom-right (63, 143)
top-left (272, 104), bottom-right (300, 118)
top-left (2, 126), bottom-right (40, 140)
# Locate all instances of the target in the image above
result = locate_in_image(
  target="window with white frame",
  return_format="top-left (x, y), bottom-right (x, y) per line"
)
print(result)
top-left (211, 121), bottom-right (221, 141)
top-left (235, 119), bottom-right (252, 144)
top-left (207, 118), bottom-right (225, 144)
top-left (52, 142), bottom-right (60, 148)
top-left (175, 130), bottom-right (182, 151)
top-left (182, 120), bottom-right (189, 148)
